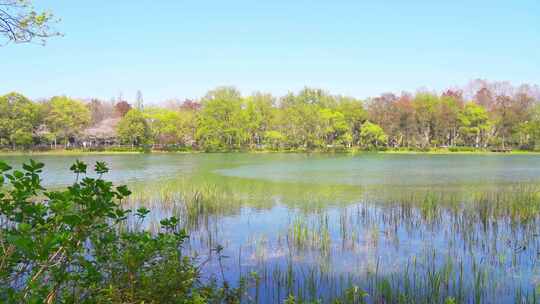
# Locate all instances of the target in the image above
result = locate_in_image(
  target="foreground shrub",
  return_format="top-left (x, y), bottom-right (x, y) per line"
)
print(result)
top-left (0, 160), bottom-right (241, 303)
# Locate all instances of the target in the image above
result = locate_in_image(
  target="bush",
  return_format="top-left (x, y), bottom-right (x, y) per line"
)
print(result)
top-left (448, 146), bottom-right (477, 152)
top-left (0, 160), bottom-right (242, 303)
top-left (105, 145), bottom-right (145, 153)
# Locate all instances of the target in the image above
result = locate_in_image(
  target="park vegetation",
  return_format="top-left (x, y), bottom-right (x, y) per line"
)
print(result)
top-left (1, 79), bottom-right (539, 152)
top-left (0, 160), bottom-right (244, 303)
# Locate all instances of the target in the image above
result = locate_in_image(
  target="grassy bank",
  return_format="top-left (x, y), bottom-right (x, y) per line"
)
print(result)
top-left (1, 147), bottom-right (540, 156)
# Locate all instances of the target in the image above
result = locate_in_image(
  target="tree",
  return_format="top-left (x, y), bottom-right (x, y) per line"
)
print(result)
top-left (87, 98), bottom-right (107, 125)
top-left (43, 96), bottom-right (90, 147)
top-left (245, 92), bottom-right (275, 147)
top-left (143, 107), bottom-right (194, 145)
top-left (116, 109), bottom-right (152, 146)
top-left (393, 94), bottom-right (417, 148)
top-left (359, 121), bottom-right (387, 149)
top-left (412, 93), bottom-right (439, 147)
top-left (458, 102), bottom-right (491, 148)
top-left (278, 89), bottom-right (334, 149)
top-left (337, 97), bottom-right (367, 146)
top-left (135, 90), bottom-right (144, 111)
top-left (0, 92), bottom-right (41, 147)
top-left (1, 82), bottom-right (538, 151)
top-left (368, 93), bottom-right (400, 146)
top-left (264, 130), bottom-right (284, 150)
top-left (492, 95), bottom-right (514, 148)
top-left (180, 99), bottom-right (201, 111)
top-left (178, 103), bottom-right (199, 146)
top-left (474, 87), bottom-right (495, 112)
top-left (0, 0), bottom-right (60, 45)
top-left (114, 101), bottom-right (132, 117)
top-left (434, 94), bottom-right (462, 146)
top-left (319, 108), bottom-right (348, 146)
top-left (296, 87), bottom-right (337, 108)
top-left (162, 99), bottom-right (200, 145)
top-left (523, 104), bottom-right (540, 150)
top-left (196, 87), bottom-right (248, 150)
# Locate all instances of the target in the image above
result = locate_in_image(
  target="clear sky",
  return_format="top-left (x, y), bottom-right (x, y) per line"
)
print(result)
top-left (1, 0), bottom-right (539, 103)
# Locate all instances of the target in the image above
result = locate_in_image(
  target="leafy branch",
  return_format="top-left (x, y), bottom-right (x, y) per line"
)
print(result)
top-left (0, 0), bottom-right (61, 45)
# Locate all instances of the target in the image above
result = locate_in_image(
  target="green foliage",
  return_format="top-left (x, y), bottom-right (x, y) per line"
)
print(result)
top-left (520, 104), bottom-right (540, 150)
top-left (43, 96), bottom-right (91, 146)
top-left (319, 108), bottom-right (348, 146)
top-left (1, 84), bottom-right (540, 152)
top-left (0, 0), bottom-right (61, 45)
top-left (434, 95), bottom-right (462, 146)
top-left (144, 107), bottom-right (190, 145)
top-left (264, 130), bottom-right (285, 150)
top-left (196, 87), bottom-right (249, 151)
top-left (0, 160), bottom-right (242, 303)
top-left (458, 102), bottom-right (491, 147)
top-left (117, 109), bottom-right (153, 146)
top-left (244, 93), bottom-right (276, 147)
top-left (0, 92), bottom-right (41, 147)
top-left (412, 93), bottom-right (439, 147)
top-left (337, 97), bottom-right (367, 146)
top-left (278, 90), bottom-right (327, 149)
top-left (359, 121), bottom-right (387, 149)
top-left (448, 146), bottom-right (477, 152)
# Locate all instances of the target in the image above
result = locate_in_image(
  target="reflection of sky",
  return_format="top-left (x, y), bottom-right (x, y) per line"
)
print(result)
top-left (189, 201), bottom-right (540, 303)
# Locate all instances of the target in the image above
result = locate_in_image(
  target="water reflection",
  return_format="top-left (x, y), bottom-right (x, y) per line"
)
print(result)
top-left (3, 153), bottom-right (540, 302)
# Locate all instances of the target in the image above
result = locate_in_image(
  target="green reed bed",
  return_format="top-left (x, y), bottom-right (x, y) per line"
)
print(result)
top-left (286, 214), bottom-right (332, 256)
top-left (125, 178), bottom-right (246, 230)
top-left (224, 188), bottom-right (540, 303)
top-left (106, 175), bottom-right (540, 303)
top-left (240, 246), bottom-right (540, 304)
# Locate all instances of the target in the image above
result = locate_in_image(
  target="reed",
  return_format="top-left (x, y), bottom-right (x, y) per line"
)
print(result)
top-left (112, 175), bottom-right (540, 303)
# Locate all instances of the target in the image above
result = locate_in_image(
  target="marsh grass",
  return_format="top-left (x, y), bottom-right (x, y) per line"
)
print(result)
top-left (111, 174), bottom-right (540, 303)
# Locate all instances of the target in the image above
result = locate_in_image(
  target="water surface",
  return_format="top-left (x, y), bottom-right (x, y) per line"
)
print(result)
top-left (3, 153), bottom-right (540, 303)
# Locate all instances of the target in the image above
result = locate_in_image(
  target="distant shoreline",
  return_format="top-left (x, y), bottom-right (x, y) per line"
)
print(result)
top-left (1, 148), bottom-right (539, 156)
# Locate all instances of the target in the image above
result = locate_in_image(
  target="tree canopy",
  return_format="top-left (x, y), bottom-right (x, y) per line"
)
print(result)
top-left (116, 109), bottom-right (152, 146)
top-left (0, 0), bottom-right (60, 45)
top-left (1, 80), bottom-right (540, 151)
top-left (0, 92), bottom-right (40, 147)
top-left (43, 96), bottom-right (90, 146)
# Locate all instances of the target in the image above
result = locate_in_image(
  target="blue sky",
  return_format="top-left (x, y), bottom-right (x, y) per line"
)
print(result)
top-left (1, 1), bottom-right (539, 103)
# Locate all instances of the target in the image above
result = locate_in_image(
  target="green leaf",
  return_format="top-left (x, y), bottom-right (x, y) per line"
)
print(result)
top-left (13, 170), bottom-right (24, 179)
top-left (0, 161), bottom-right (11, 172)
top-left (70, 160), bottom-right (87, 174)
top-left (18, 223), bottom-right (31, 232)
top-left (95, 161), bottom-right (109, 174)
top-left (136, 207), bottom-right (150, 219)
top-left (7, 234), bottom-right (33, 255)
top-left (63, 214), bottom-right (82, 226)
top-left (116, 185), bottom-right (132, 197)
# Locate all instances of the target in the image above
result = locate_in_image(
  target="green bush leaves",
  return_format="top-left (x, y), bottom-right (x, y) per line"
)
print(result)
top-left (0, 160), bottom-right (241, 303)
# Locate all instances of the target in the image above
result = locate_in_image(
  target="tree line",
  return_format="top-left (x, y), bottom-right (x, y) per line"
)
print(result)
top-left (1, 80), bottom-right (540, 151)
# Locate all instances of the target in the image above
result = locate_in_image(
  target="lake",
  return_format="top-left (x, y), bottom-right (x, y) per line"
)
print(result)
top-left (3, 153), bottom-right (540, 303)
